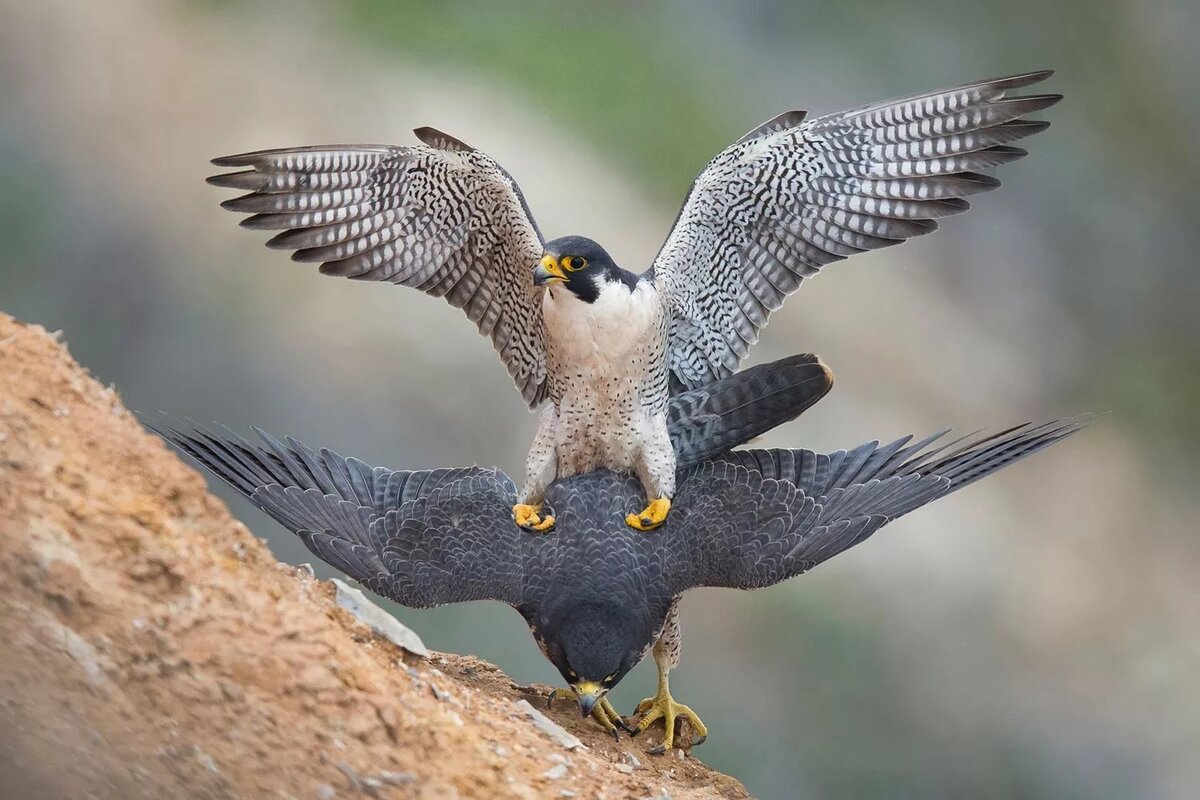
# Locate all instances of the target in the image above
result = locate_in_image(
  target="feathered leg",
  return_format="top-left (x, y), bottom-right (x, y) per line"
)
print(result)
top-left (627, 412), bottom-right (675, 530)
top-left (631, 603), bottom-right (706, 752)
top-left (514, 405), bottom-right (558, 532)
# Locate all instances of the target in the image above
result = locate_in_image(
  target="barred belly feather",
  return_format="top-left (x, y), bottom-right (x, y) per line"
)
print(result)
top-left (541, 280), bottom-right (669, 480)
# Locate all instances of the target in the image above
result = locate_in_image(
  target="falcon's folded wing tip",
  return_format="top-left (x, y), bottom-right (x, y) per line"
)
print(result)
top-left (993, 68), bottom-right (1055, 86)
top-left (413, 126), bottom-right (475, 153)
top-left (211, 152), bottom-right (257, 168)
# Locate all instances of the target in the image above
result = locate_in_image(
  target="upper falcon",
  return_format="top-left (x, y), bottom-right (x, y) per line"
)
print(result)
top-left (209, 70), bottom-right (1061, 531)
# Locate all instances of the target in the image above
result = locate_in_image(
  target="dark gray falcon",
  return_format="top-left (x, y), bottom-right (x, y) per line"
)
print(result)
top-left (208, 71), bottom-right (1060, 533)
top-left (150, 401), bottom-right (1086, 752)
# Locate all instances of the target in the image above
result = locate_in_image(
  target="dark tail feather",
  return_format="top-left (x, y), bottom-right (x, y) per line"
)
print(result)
top-left (668, 354), bottom-right (834, 469)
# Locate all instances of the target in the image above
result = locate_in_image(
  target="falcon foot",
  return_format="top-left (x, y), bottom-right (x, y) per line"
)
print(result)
top-left (629, 686), bottom-right (707, 753)
top-left (547, 688), bottom-right (632, 741)
top-left (626, 497), bottom-right (671, 531)
top-left (513, 503), bottom-right (555, 532)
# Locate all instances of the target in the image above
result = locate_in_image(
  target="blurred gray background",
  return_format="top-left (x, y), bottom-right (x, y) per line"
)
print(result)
top-left (2, 1), bottom-right (1197, 797)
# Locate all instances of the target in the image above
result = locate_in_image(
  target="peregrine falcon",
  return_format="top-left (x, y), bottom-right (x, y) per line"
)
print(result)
top-left (208, 71), bottom-right (1060, 532)
top-left (150, 409), bottom-right (1086, 753)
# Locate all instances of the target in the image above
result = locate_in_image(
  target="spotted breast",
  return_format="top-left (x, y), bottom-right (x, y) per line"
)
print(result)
top-left (542, 279), bottom-right (669, 477)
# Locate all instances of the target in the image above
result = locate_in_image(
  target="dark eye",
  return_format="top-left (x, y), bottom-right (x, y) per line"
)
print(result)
top-left (563, 256), bottom-right (586, 271)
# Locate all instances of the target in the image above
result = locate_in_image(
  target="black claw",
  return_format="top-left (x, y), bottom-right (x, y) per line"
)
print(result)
top-left (691, 734), bottom-right (707, 748)
top-left (616, 717), bottom-right (635, 735)
top-left (628, 725), bottom-right (642, 738)
top-left (546, 690), bottom-right (556, 710)
top-left (609, 727), bottom-right (620, 743)
top-left (648, 744), bottom-right (667, 755)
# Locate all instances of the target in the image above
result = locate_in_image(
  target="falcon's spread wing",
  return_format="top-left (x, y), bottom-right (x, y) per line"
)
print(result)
top-left (664, 417), bottom-right (1088, 594)
top-left (150, 422), bottom-right (525, 608)
top-left (209, 130), bottom-right (549, 406)
top-left (650, 71), bottom-right (1060, 391)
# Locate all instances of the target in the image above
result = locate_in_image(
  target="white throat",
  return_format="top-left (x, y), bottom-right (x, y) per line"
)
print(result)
top-left (542, 280), bottom-right (658, 364)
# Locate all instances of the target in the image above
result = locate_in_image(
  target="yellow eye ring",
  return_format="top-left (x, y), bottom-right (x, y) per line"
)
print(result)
top-left (561, 255), bottom-right (586, 272)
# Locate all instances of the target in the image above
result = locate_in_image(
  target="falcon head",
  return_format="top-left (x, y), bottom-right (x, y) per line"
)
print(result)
top-left (540, 600), bottom-right (648, 716)
top-left (533, 235), bottom-right (637, 304)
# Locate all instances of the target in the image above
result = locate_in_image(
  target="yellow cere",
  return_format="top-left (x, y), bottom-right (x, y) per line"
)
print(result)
top-left (538, 254), bottom-right (568, 282)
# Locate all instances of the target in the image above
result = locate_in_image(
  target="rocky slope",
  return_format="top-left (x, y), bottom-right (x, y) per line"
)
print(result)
top-left (0, 311), bottom-right (748, 799)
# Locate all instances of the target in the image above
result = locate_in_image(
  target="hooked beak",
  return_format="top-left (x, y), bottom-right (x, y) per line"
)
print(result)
top-left (573, 681), bottom-right (602, 717)
top-left (533, 254), bottom-right (567, 286)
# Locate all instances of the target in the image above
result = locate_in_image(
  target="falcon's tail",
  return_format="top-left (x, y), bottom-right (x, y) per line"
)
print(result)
top-left (667, 353), bottom-right (834, 469)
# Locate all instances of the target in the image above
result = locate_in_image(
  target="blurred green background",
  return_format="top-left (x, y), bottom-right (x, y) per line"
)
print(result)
top-left (2, 1), bottom-right (1197, 797)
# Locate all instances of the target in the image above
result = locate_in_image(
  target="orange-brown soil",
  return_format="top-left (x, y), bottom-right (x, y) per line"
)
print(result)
top-left (0, 312), bottom-right (749, 800)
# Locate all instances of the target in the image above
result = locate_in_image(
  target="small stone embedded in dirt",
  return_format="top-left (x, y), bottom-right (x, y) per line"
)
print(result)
top-left (614, 764), bottom-right (634, 775)
top-left (315, 784), bottom-right (336, 800)
top-left (543, 763), bottom-right (569, 780)
top-left (619, 751), bottom-right (641, 768)
top-left (195, 746), bottom-right (219, 774)
top-left (335, 760), bottom-right (361, 791)
top-left (331, 579), bottom-right (429, 657)
top-left (376, 771), bottom-right (416, 786)
top-left (513, 699), bottom-right (585, 751)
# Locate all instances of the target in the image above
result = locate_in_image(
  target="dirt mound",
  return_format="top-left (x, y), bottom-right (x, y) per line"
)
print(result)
top-left (0, 312), bottom-right (748, 800)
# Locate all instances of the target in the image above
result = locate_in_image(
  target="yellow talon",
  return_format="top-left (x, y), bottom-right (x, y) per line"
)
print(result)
top-left (626, 497), bottom-right (671, 531)
top-left (546, 688), bottom-right (630, 741)
top-left (513, 503), bottom-right (555, 532)
top-left (631, 686), bottom-right (707, 753)
top-left (593, 696), bottom-right (628, 740)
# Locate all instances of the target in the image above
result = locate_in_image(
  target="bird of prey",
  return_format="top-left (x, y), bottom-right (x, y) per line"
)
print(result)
top-left (208, 71), bottom-right (1061, 533)
top-left (151, 409), bottom-right (1086, 753)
